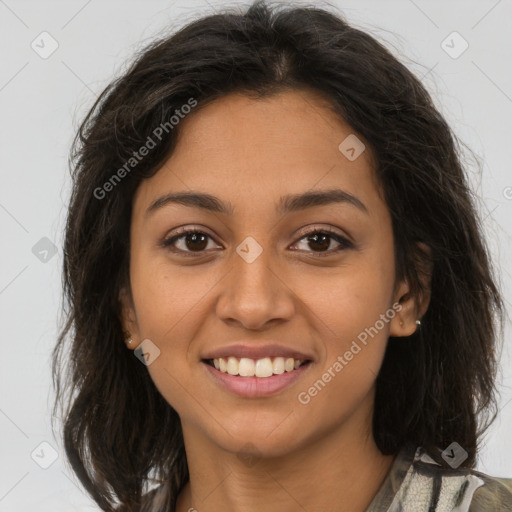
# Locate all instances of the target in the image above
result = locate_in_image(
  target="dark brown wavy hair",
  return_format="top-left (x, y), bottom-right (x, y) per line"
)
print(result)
top-left (52, 1), bottom-right (505, 510)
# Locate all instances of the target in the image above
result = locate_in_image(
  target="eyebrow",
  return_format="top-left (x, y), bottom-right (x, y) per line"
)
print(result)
top-left (145, 188), bottom-right (368, 218)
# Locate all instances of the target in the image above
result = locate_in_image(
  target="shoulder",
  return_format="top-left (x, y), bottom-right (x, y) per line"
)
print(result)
top-left (390, 445), bottom-right (512, 512)
top-left (467, 469), bottom-right (512, 511)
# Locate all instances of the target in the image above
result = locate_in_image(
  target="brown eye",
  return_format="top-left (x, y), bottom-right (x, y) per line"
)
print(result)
top-left (181, 232), bottom-right (208, 251)
top-left (291, 228), bottom-right (353, 256)
top-left (162, 229), bottom-right (217, 254)
top-left (306, 232), bottom-right (331, 252)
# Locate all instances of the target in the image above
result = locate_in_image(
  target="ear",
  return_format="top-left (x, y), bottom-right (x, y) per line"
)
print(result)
top-left (118, 285), bottom-right (139, 350)
top-left (389, 242), bottom-right (432, 337)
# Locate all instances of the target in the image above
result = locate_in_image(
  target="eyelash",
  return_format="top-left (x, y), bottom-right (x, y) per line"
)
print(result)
top-left (161, 226), bottom-right (353, 257)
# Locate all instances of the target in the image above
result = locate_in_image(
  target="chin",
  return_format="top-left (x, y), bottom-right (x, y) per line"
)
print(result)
top-left (208, 417), bottom-right (307, 459)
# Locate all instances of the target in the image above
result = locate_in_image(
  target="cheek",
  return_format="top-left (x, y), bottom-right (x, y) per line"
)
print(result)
top-left (129, 251), bottom-right (224, 410)
top-left (295, 286), bottom-right (392, 426)
top-left (130, 247), bottom-right (216, 337)
top-left (297, 242), bottom-right (395, 398)
top-left (297, 251), bottom-right (395, 346)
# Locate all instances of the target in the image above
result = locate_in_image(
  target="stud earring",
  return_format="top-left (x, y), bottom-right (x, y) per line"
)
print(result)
top-left (127, 339), bottom-right (133, 346)
top-left (416, 319), bottom-right (421, 326)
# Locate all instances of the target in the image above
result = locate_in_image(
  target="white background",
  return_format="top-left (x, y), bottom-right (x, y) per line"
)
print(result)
top-left (1, 0), bottom-right (511, 510)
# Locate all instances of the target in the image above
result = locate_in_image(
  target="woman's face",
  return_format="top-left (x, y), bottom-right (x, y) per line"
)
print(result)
top-left (121, 89), bottom-right (415, 458)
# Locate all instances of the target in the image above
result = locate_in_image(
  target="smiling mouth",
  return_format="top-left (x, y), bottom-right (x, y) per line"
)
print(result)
top-left (203, 357), bottom-right (312, 377)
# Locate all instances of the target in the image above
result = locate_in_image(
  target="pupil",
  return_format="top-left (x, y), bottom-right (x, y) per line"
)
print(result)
top-left (186, 233), bottom-right (207, 251)
top-left (309, 233), bottom-right (329, 251)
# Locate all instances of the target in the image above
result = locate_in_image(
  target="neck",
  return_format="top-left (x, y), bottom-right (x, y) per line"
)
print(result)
top-left (175, 403), bottom-right (395, 512)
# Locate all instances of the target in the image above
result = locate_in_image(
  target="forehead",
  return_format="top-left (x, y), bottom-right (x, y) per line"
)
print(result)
top-left (132, 89), bottom-right (383, 220)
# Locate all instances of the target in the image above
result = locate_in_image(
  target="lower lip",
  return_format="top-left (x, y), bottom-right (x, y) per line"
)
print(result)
top-left (202, 361), bottom-right (312, 398)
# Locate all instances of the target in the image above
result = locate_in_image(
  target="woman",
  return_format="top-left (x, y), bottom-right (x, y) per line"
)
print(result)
top-left (52, 1), bottom-right (512, 510)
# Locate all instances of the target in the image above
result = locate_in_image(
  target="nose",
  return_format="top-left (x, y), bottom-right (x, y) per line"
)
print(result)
top-left (215, 244), bottom-right (295, 330)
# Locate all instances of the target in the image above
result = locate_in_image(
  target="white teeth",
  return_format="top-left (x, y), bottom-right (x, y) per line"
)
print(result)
top-left (255, 357), bottom-right (273, 377)
top-left (273, 357), bottom-right (285, 374)
top-left (238, 357), bottom-right (255, 376)
top-left (227, 356), bottom-right (239, 376)
top-left (211, 356), bottom-right (307, 377)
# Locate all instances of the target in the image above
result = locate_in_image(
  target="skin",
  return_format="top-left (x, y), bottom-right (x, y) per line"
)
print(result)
top-left (119, 89), bottom-right (431, 512)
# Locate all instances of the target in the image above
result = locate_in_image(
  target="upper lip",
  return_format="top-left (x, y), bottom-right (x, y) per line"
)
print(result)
top-left (201, 343), bottom-right (314, 362)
